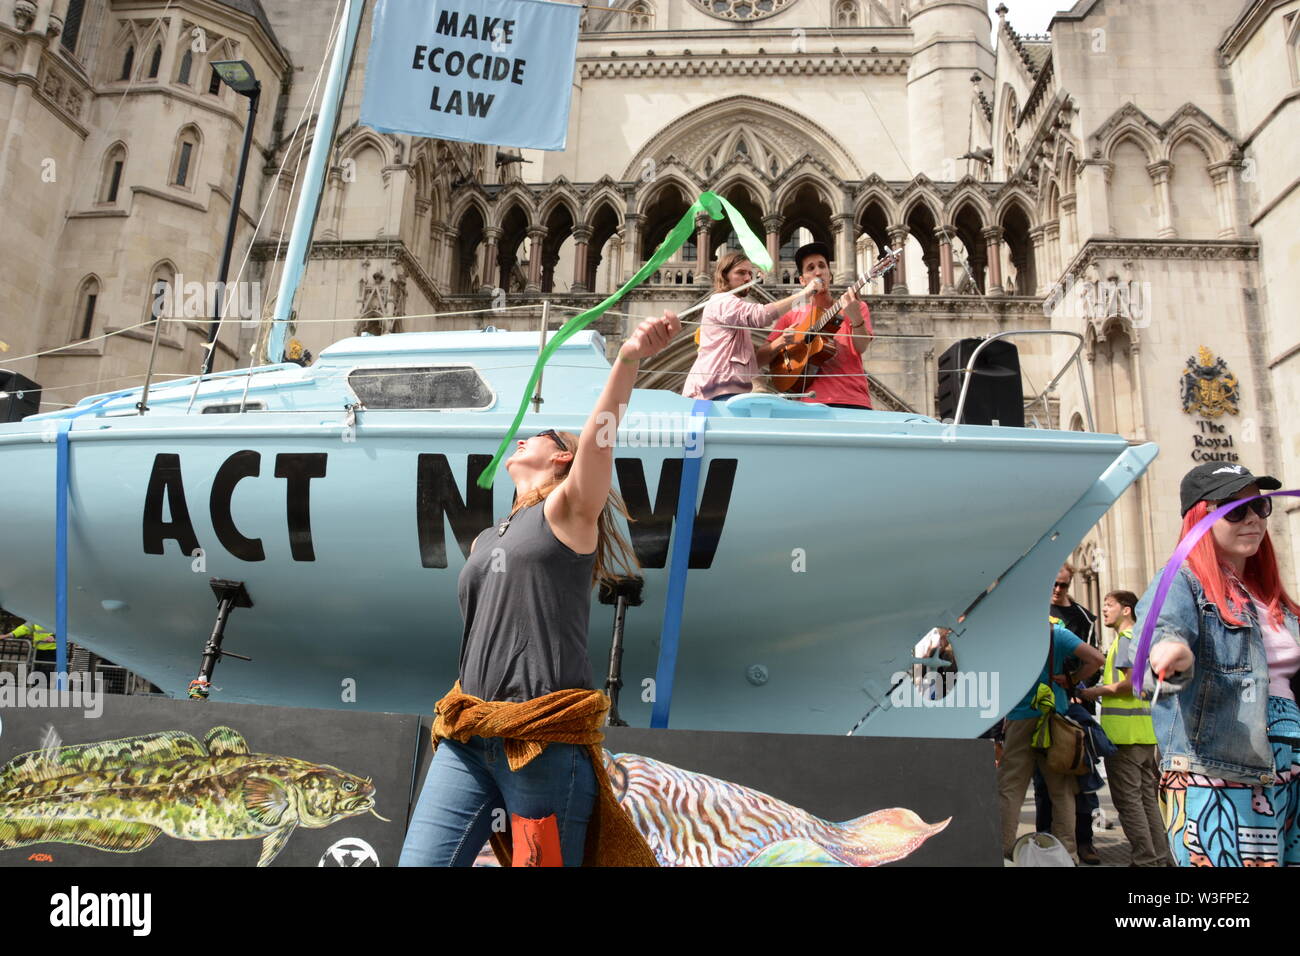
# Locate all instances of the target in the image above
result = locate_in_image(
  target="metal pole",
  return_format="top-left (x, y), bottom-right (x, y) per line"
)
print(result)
top-left (531, 299), bottom-right (549, 412)
top-left (267, 0), bottom-right (366, 365)
top-left (203, 85), bottom-right (261, 376)
top-left (605, 594), bottom-right (629, 727)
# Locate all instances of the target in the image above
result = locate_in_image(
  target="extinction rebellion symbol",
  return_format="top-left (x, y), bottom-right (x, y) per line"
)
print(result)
top-left (318, 837), bottom-right (380, 867)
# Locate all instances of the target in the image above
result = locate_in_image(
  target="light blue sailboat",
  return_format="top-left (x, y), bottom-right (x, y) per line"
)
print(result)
top-left (0, 0), bottom-right (1157, 738)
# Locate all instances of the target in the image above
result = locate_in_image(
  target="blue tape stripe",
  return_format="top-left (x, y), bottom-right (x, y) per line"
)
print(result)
top-left (50, 392), bottom-right (126, 691)
top-left (55, 422), bottom-right (70, 686)
top-left (650, 399), bottom-right (711, 729)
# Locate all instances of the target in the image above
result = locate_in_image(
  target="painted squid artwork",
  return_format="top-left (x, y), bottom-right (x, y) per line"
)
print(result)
top-left (477, 749), bottom-right (950, 866)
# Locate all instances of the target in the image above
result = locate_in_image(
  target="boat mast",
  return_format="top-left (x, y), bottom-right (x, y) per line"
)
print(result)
top-left (266, 0), bottom-right (367, 365)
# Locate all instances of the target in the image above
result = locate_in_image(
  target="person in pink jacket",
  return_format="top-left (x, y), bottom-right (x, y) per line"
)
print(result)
top-left (682, 252), bottom-right (817, 402)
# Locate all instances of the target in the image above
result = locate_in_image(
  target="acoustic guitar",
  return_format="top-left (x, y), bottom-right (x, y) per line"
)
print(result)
top-left (768, 247), bottom-right (903, 395)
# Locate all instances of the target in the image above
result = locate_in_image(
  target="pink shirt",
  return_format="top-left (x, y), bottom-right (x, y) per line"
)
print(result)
top-left (1254, 599), bottom-right (1300, 701)
top-left (683, 293), bottom-right (771, 400)
top-left (768, 300), bottom-right (874, 408)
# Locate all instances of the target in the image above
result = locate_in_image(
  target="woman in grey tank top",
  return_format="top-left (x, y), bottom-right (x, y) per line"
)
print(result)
top-left (400, 310), bottom-right (681, 867)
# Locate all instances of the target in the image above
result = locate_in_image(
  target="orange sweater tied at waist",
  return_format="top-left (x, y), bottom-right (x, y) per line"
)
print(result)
top-left (431, 683), bottom-right (658, 867)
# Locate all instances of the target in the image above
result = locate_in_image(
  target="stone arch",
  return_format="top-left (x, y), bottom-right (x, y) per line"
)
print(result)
top-left (584, 198), bottom-right (623, 293)
top-left (712, 167), bottom-right (770, 217)
top-left (496, 201), bottom-right (532, 292)
top-left (942, 182), bottom-right (991, 229)
top-left (451, 204), bottom-right (487, 294)
top-left (339, 128), bottom-right (397, 167)
top-left (997, 197), bottom-right (1037, 296)
top-left (169, 123), bottom-right (203, 188)
top-left (491, 186), bottom-right (536, 231)
top-left (948, 196), bottom-right (989, 294)
top-left (581, 181), bottom-right (624, 224)
top-left (99, 140), bottom-right (128, 203)
top-left (144, 259), bottom-right (179, 324)
top-left (71, 273), bottom-right (102, 341)
top-left (537, 187), bottom-right (581, 228)
top-left (623, 95), bottom-right (862, 184)
top-left (772, 166), bottom-right (840, 217)
top-left (853, 181), bottom-right (899, 226)
top-left (0, 42), bottom-right (21, 71)
top-left (708, 180), bottom-right (765, 262)
top-left (639, 178), bottom-right (694, 263)
top-left (448, 188), bottom-right (493, 229)
top-left (990, 185), bottom-right (1038, 227)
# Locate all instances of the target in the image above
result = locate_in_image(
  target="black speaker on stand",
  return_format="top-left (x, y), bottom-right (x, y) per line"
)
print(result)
top-left (0, 370), bottom-right (41, 423)
top-left (935, 338), bottom-right (1024, 427)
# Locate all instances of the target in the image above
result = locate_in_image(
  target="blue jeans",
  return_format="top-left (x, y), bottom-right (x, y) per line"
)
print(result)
top-left (399, 736), bottom-right (597, 867)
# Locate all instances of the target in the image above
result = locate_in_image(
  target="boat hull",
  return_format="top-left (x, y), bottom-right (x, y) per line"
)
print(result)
top-left (0, 404), bottom-right (1155, 736)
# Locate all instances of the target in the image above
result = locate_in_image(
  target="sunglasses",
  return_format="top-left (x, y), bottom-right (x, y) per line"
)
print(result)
top-left (1212, 497), bottom-right (1271, 523)
top-left (535, 429), bottom-right (568, 453)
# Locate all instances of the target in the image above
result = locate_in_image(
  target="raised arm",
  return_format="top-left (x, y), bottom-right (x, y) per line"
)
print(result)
top-left (555, 311), bottom-right (681, 523)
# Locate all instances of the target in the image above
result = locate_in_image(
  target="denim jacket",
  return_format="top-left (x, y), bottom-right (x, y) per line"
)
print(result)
top-left (1136, 565), bottom-right (1300, 786)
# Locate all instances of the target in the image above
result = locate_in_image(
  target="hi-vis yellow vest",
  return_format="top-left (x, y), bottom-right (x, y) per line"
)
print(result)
top-left (13, 622), bottom-right (55, 651)
top-left (1099, 629), bottom-right (1156, 746)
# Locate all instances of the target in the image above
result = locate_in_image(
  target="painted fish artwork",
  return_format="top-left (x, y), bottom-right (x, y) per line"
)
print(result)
top-left (0, 726), bottom-right (388, 866)
top-left (476, 749), bottom-right (950, 866)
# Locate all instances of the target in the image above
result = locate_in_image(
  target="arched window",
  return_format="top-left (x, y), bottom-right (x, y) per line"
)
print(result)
top-left (171, 126), bottom-right (201, 188)
top-left (177, 48), bottom-right (193, 86)
top-left (99, 143), bottom-right (127, 203)
top-left (147, 44), bottom-right (162, 79)
top-left (208, 66), bottom-right (223, 95)
top-left (73, 276), bottom-right (100, 341)
top-left (120, 45), bottom-right (135, 81)
top-left (835, 0), bottom-right (859, 27)
top-left (628, 1), bottom-right (653, 30)
top-left (146, 263), bottom-right (176, 324)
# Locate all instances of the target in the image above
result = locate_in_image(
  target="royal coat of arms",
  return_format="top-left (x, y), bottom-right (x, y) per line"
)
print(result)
top-left (1181, 346), bottom-right (1239, 418)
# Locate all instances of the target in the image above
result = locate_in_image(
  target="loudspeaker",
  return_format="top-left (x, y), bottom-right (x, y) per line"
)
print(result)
top-left (935, 338), bottom-right (1024, 427)
top-left (0, 370), bottom-right (41, 422)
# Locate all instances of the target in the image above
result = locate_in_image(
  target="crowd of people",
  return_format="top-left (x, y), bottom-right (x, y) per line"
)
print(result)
top-left (996, 461), bottom-right (1298, 867)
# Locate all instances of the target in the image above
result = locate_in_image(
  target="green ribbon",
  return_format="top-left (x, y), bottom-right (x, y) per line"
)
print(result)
top-left (476, 192), bottom-right (769, 488)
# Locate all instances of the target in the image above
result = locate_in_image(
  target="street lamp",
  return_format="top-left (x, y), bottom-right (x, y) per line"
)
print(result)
top-left (203, 59), bottom-right (262, 375)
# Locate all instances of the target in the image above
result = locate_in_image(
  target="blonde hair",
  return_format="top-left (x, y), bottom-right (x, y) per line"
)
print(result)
top-left (509, 430), bottom-right (640, 587)
top-left (713, 252), bottom-right (751, 294)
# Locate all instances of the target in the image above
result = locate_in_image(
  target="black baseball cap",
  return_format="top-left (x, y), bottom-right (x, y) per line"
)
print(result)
top-left (1179, 462), bottom-right (1280, 516)
top-left (794, 241), bottom-right (833, 273)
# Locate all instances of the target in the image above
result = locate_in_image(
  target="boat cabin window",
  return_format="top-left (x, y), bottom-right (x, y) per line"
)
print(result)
top-left (347, 366), bottom-right (493, 410)
top-left (202, 402), bottom-right (265, 414)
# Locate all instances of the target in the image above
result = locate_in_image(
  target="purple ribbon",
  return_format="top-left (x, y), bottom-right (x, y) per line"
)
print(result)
top-left (1133, 489), bottom-right (1300, 694)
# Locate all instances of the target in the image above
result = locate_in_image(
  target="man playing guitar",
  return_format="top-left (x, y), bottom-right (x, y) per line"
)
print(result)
top-left (756, 241), bottom-right (874, 410)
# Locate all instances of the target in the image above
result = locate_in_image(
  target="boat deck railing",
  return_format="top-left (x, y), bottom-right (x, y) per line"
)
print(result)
top-left (953, 329), bottom-right (1094, 431)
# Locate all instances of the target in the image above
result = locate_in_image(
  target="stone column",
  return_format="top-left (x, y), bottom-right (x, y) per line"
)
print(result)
top-left (441, 228), bottom-right (457, 290)
top-left (480, 226), bottom-right (501, 293)
top-left (762, 213), bottom-right (784, 275)
top-left (983, 226), bottom-right (1004, 296)
top-left (621, 213), bottom-right (642, 282)
top-left (571, 225), bottom-right (592, 293)
top-left (154, 8), bottom-right (181, 82)
top-left (1028, 225), bottom-right (1048, 295)
top-left (1208, 162), bottom-right (1239, 239)
top-left (413, 197), bottom-right (431, 268)
top-left (525, 226), bottom-right (547, 292)
top-left (833, 213), bottom-right (855, 279)
top-left (1147, 160), bottom-right (1175, 238)
top-left (429, 224), bottom-right (448, 288)
top-left (1043, 219), bottom-right (1061, 284)
top-left (934, 227), bottom-right (955, 294)
top-left (695, 213), bottom-right (711, 282)
top-left (1059, 194), bottom-right (1078, 261)
top-left (319, 166), bottom-right (345, 240)
top-left (887, 224), bottom-right (909, 294)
